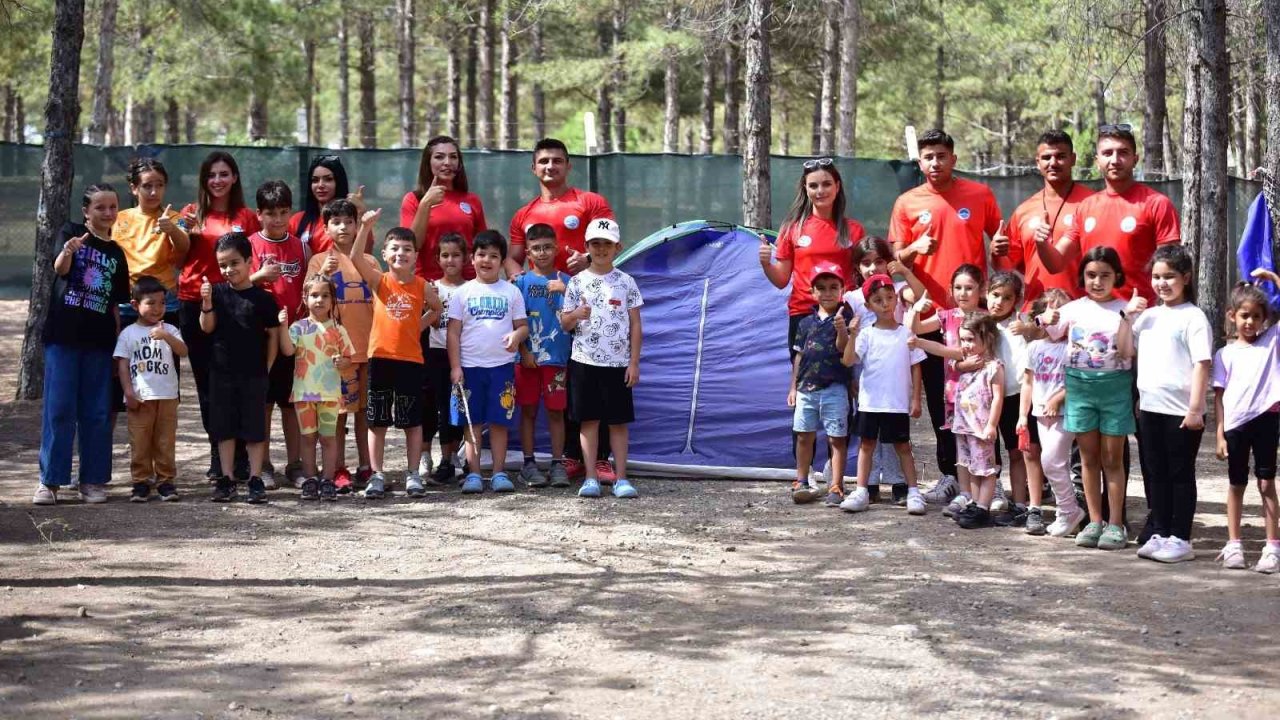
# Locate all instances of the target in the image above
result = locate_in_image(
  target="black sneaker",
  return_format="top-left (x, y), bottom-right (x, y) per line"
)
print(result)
top-left (211, 476), bottom-right (234, 503)
top-left (428, 461), bottom-right (455, 486)
top-left (1025, 507), bottom-right (1046, 535)
top-left (867, 484), bottom-right (882, 504)
top-left (891, 483), bottom-right (909, 506)
top-left (1011, 504), bottom-right (1029, 528)
top-left (957, 506), bottom-right (992, 529)
top-left (246, 476), bottom-right (269, 504)
top-left (130, 483), bottom-right (151, 503)
top-left (156, 482), bottom-right (179, 501)
top-left (300, 477), bottom-right (320, 501)
top-left (319, 479), bottom-right (338, 501)
top-left (954, 501), bottom-right (979, 524)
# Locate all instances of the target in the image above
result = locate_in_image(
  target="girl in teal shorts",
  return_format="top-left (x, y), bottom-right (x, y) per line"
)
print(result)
top-left (1044, 247), bottom-right (1145, 551)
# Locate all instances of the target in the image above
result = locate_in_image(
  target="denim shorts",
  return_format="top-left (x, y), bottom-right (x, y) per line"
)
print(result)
top-left (793, 384), bottom-right (850, 437)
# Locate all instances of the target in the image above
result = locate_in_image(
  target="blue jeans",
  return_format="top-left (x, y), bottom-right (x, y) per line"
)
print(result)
top-left (39, 344), bottom-right (115, 486)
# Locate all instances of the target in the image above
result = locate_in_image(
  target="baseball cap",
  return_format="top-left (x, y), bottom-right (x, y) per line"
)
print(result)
top-left (584, 218), bottom-right (621, 244)
top-left (808, 261), bottom-right (845, 285)
top-left (861, 273), bottom-right (895, 298)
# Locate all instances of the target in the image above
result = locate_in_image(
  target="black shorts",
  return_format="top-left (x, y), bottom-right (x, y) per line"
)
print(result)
top-left (995, 394), bottom-right (1021, 461)
top-left (266, 354), bottom-right (295, 408)
top-left (567, 360), bottom-right (634, 425)
top-left (1225, 411), bottom-right (1280, 486)
top-left (857, 411), bottom-right (910, 444)
top-left (367, 357), bottom-right (425, 429)
top-left (208, 370), bottom-right (269, 442)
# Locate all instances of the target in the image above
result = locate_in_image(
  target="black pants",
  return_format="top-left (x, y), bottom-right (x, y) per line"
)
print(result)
top-left (180, 300), bottom-right (247, 477)
top-left (918, 330), bottom-right (957, 477)
top-left (422, 345), bottom-right (463, 448)
top-left (1138, 410), bottom-right (1202, 540)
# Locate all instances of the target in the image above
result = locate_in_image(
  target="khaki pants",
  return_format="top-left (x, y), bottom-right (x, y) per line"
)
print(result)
top-left (127, 398), bottom-right (179, 485)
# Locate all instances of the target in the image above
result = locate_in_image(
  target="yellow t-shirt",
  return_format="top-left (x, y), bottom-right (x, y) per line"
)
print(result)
top-left (112, 207), bottom-right (183, 289)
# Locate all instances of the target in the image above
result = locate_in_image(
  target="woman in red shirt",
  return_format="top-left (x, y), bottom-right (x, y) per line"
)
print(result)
top-left (178, 151), bottom-right (261, 479)
top-left (400, 135), bottom-right (488, 281)
top-left (290, 154), bottom-right (350, 256)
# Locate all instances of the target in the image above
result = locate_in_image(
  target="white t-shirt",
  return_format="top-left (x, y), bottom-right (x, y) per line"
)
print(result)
top-left (1213, 324), bottom-right (1280, 431)
top-left (1132, 302), bottom-right (1214, 415)
top-left (1023, 338), bottom-right (1067, 416)
top-left (447, 279), bottom-right (527, 368)
top-left (112, 322), bottom-right (183, 401)
top-left (842, 280), bottom-right (907, 327)
top-left (854, 324), bottom-right (927, 413)
top-left (996, 315), bottom-right (1029, 397)
top-left (428, 280), bottom-right (462, 349)
top-left (1049, 297), bottom-right (1130, 372)
top-left (564, 268), bottom-right (644, 367)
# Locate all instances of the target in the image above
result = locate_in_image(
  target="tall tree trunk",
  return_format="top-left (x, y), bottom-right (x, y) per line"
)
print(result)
top-left (184, 104), bottom-right (197, 143)
top-left (836, 0), bottom-right (859, 156)
top-left (1245, 67), bottom-right (1261, 172)
top-left (1231, 79), bottom-right (1246, 174)
top-left (596, 18), bottom-right (613, 153)
top-left (1094, 77), bottom-right (1107, 131)
top-left (699, 44), bottom-right (715, 153)
top-left (466, 24), bottom-right (478, 147)
top-left (685, 124), bottom-right (694, 154)
top-left (1000, 102), bottom-right (1015, 173)
top-left (1164, 115), bottom-right (1178, 174)
top-left (1181, 7), bottom-right (1203, 255)
top-left (1265, 0), bottom-right (1280, 249)
top-left (1143, 0), bottom-right (1167, 175)
top-left (934, 44), bottom-right (945, 130)
top-left (20, 0), bottom-right (86, 401)
top-left (15, 96), bottom-right (24, 143)
top-left (779, 86), bottom-right (791, 155)
top-left (338, 16), bottom-right (350, 148)
top-left (810, 91), bottom-right (821, 155)
top-left (247, 89), bottom-right (268, 142)
top-left (1199, 0), bottom-right (1229, 333)
top-left (2, 85), bottom-right (12, 142)
top-left (531, 20), bottom-right (546, 139)
top-left (86, 0), bottom-right (117, 144)
top-left (663, 5), bottom-right (680, 153)
top-left (447, 42), bottom-right (461, 140)
top-left (476, 0), bottom-right (495, 149)
top-left (723, 0), bottom-right (741, 154)
top-left (303, 37), bottom-right (317, 145)
top-left (612, 5), bottom-right (627, 152)
top-left (818, 0), bottom-right (837, 154)
top-left (499, 8), bottom-right (518, 150)
top-left (163, 97), bottom-right (178, 143)
top-left (398, 0), bottom-right (416, 147)
top-left (742, 0), bottom-right (771, 227)
top-left (358, 12), bottom-right (376, 148)
top-left (130, 3), bottom-right (155, 144)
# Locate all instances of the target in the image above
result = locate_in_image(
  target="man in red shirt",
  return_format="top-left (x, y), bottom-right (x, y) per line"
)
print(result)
top-left (993, 130), bottom-right (1093, 307)
top-left (889, 129), bottom-right (1004, 504)
top-left (1038, 125), bottom-right (1180, 304)
top-left (507, 138), bottom-right (617, 480)
top-left (505, 138), bottom-right (615, 278)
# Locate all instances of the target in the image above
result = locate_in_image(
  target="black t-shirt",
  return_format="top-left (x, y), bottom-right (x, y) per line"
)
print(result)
top-left (210, 282), bottom-right (281, 376)
top-left (43, 223), bottom-right (130, 351)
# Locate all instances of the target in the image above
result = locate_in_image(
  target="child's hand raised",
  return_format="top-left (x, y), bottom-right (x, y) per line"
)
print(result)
top-left (258, 257), bottom-right (281, 281)
top-left (1124, 288), bottom-right (1147, 316)
top-left (912, 290), bottom-right (933, 315)
top-left (1037, 308), bottom-right (1060, 327)
top-left (758, 237), bottom-right (773, 265)
top-left (361, 208), bottom-right (382, 226)
top-left (148, 325), bottom-right (170, 342)
top-left (156, 205), bottom-right (176, 233)
top-left (277, 308), bottom-right (288, 325)
top-left (63, 232), bottom-right (88, 255)
top-left (833, 313), bottom-right (847, 336)
top-left (200, 275), bottom-right (213, 304)
top-left (546, 278), bottom-right (566, 294)
top-left (322, 253), bottom-right (339, 276)
top-left (571, 303), bottom-right (592, 322)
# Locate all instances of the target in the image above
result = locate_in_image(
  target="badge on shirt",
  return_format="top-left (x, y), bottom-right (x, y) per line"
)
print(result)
top-left (563, 215), bottom-right (580, 230)
top-left (1063, 213), bottom-right (1074, 227)
top-left (232, 225), bottom-right (244, 232)
top-left (1120, 216), bottom-right (1137, 233)
top-left (1084, 217), bottom-right (1097, 233)
top-left (796, 234), bottom-right (812, 248)
top-left (957, 208), bottom-right (971, 221)
top-left (460, 202), bottom-right (473, 215)
top-left (918, 210), bottom-right (932, 225)
top-left (609, 298), bottom-right (622, 307)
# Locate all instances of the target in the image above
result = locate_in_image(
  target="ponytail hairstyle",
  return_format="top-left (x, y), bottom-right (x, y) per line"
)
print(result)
top-left (1149, 243), bottom-right (1197, 304)
top-left (1224, 282), bottom-right (1273, 340)
top-left (196, 150), bottom-right (247, 225)
top-left (82, 183), bottom-right (117, 209)
top-left (781, 159), bottom-right (852, 249)
top-left (850, 235), bottom-right (894, 288)
top-left (126, 157), bottom-right (168, 188)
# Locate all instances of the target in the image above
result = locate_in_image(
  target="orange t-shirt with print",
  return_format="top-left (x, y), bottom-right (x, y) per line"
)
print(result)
top-left (888, 178), bottom-right (1002, 308)
top-left (1062, 182), bottom-right (1181, 304)
top-left (112, 206), bottom-right (184, 289)
top-left (369, 273), bottom-right (427, 364)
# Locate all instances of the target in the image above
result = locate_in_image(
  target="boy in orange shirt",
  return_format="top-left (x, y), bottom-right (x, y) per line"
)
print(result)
top-left (306, 199), bottom-right (376, 493)
top-left (348, 209), bottom-right (442, 498)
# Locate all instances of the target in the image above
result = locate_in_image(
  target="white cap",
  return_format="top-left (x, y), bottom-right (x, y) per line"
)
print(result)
top-left (584, 218), bottom-right (621, 244)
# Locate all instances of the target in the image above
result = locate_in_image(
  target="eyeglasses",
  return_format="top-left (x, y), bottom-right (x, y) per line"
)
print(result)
top-left (803, 157), bottom-right (835, 170)
top-left (1098, 124), bottom-right (1132, 134)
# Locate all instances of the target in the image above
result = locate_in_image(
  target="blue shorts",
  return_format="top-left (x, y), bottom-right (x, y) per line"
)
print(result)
top-left (793, 384), bottom-right (849, 437)
top-left (451, 364), bottom-right (517, 427)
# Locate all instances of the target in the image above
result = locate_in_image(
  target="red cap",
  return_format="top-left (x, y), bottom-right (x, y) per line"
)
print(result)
top-left (808, 261), bottom-right (845, 285)
top-left (861, 273), bottom-right (895, 298)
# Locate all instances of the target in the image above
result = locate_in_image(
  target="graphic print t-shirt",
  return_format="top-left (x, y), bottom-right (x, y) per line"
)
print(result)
top-left (447, 279), bottom-right (528, 368)
top-left (288, 318), bottom-right (355, 403)
top-left (370, 273), bottom-right (427, 364)
top-left (44, 223), bottom-right (131, 351)
top-left (515, 270), bottom-right (572, 366)
top-left (564, 268), bottom-right (644, 367)
top-left (113, 322), bottom-right (183, 400)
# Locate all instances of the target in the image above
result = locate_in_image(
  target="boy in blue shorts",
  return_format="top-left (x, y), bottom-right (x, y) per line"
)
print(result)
top-left (447, 230), bottom-right (529, 494)
top-left (514, 223), bottom-right (573, 488)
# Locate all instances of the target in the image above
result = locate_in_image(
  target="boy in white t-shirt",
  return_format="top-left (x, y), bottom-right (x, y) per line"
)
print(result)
top-left (113, 276), bottom-right (189, 502)
top-left (841, 274), bottom-right (927, 515)
top-left (447, 230), bottom-right (529, 494)
top-left (561, 219), bottom-right (644, 500)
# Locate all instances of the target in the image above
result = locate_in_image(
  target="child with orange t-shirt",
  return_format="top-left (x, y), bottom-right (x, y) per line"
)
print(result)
top-left (306, 199), bottom-right (377, 493)
top-left (348, 209), bottom-right (442, 498)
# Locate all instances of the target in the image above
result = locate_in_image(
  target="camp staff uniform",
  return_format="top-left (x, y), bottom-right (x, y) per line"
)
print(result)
top-left (1061, 183), bottom-right (1180, 306)
top-left (997, 183), bottom-right (1095, 307)
top-left (888, 178), bottom-right (1002, 308)
top-left (400, 189), bottom-right (488, 282)
top-left (509, 187), bottom-right (614, 275)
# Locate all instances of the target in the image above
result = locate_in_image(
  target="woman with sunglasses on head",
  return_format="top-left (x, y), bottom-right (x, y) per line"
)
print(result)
top-left (292, 154), bottom-right (357, 256)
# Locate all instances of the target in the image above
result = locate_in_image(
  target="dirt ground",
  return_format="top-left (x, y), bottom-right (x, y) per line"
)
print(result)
top-left (1, 298), bottom-right (1278, 720)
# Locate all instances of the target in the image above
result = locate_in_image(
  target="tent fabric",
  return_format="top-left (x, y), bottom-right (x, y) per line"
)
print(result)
top-left (619, 220), bottom-right (800, 476)
top-left (1238, 193), bottom-right (1279, 307)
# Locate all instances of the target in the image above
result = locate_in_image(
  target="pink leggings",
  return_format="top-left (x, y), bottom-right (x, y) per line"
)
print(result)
top-left (1037, 415), bottom-right (1078, 514)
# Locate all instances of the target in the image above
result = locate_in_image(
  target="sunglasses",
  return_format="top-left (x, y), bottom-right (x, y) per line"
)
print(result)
top-left (315, 154), bottom-right (341, 164)
top-left (803, 157), bottom-right (835, 170)
top-left (1098, 123), bottom-right (1132, 134)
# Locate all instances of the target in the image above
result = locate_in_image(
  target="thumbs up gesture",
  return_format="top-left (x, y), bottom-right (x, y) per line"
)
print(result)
top-left (63, 232), bottom-right (88, 255)
top-left (156, 204), bottom-right (176, 234)
top-left (200, 275), bottom-right (213, 306)
top-left (758, 237), bottom-right (773, 265)
top-left (1032, 212), bottom-right (1052, 245)
top-left (424, 181), bottom-right (446, 209)
top-left (322, 252), bottom-right (339, 276)
top-left (912, 289), bottom-right (933, 315)
top-left (909, 221), bottom-right (937, 256)
top-left (1124, 288), bottom-right (1147, 316)
top-left (990, 220), bottom-right (1009, 257)
top-left (833, 312), bottom-right (847, 336)
top-left (348, 185), bottom-right (367, 216)
top-left (258, 257), bottom-right (281, 281)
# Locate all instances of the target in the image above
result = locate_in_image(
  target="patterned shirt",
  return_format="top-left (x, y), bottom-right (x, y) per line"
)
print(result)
top-left (792, 311), bottom-right (850, 393)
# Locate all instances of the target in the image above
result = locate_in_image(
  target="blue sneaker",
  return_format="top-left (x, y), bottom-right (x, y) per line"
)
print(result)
top-left (612, 479), bottom-right (638, 499)
top-left (490, 472), bottom-right (515, 493)
top-left (461, 473), bottom-right (483, 494)
top-left (578, 478), bottom-right (602, 498)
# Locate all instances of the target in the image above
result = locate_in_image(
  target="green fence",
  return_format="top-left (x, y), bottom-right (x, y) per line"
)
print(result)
top-left (0, 142), bottom-right (1262, 287)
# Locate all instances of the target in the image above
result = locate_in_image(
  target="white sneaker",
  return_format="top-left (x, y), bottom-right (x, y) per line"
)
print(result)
top-left (1136, 534), bottom-right (1166, 560)
top-left (1046, 507), bottom-right (1087, 538)
top-left (32, 483), bottom-right (57, 505)
top-left (1152, 536), bottom-right (1195, 563)
top-left (405, 471), bottom-right (426, 498)
top-left (840, 486), bottom-right (871, 513)
top-left (990, 483), bottom-right (1009, 513)
top-left (942, 494), bottom-right (969, 518)
top-left (906, 490), bottom-right (926, 516)
top-left (1217, 542), bottom-right (1246, 570)
top-left (418, 454), bottom-right (433, 478)
top-left (1253, 546), bottom-right (1280, 574)
top-left (260, 469), bottom-right (278, 491)
top-left (79, 484), bottom-right (108, 504)
top-left (922, 474), bottom-right (958, 504)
